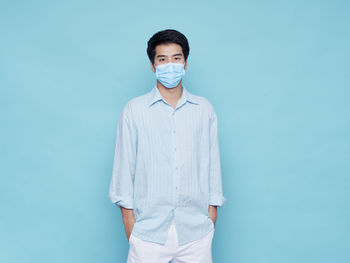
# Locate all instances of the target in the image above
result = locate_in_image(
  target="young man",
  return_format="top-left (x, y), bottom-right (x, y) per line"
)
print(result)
top-left (109, 29), bottom-right (226, 263)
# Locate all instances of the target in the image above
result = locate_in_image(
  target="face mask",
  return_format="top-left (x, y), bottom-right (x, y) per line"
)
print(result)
top-left (155, 62), bottom-right (186, 88)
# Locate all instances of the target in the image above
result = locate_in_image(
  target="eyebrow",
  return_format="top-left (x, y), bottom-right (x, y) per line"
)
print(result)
top-left (156, 53), bottom-right (183, 58)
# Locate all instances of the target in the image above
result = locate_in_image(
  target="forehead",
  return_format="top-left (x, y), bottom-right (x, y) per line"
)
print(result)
top-left (155, 43), bottom-right (183, 56)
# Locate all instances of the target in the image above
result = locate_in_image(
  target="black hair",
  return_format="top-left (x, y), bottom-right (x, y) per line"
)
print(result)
top-left (147, 29), bottom-right (190, 64)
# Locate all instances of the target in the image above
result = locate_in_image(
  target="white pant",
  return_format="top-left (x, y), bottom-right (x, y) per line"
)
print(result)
top-left (127, 220), bottom-right (215, 263)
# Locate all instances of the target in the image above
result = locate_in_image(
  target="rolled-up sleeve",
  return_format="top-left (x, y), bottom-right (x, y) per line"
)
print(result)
top-left (108, 103), bottom-right (137, 209)
top-left (208, 108), bottom-right (226, 207)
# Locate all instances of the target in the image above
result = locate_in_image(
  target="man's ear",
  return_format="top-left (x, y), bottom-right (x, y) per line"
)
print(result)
top-left (184, 60), bottom-right (188, 70)
top-left (150, 61), bottom-right (156, 73)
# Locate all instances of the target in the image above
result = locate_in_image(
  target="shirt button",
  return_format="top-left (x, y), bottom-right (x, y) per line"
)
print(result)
top-left (173, 130), bottom-right (176, 134)
top-left (175, 166), bottom-right (178, 170)
top-left (174, 147), bottom-right (177, 151)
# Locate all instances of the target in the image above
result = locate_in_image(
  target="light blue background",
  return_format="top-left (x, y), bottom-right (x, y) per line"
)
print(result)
top-left (1, 0), bottom-right (349, 262)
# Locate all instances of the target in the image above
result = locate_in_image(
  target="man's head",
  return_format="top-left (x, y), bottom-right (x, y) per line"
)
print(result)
top-left (147, 29), bottom-right (190, 68)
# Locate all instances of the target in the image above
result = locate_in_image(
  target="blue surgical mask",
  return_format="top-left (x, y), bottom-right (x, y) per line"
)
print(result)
top-left (155, 62), bottom-right (186, 88)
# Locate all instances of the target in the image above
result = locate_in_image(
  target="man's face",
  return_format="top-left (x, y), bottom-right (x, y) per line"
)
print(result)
top-left (150, 43), bottom-right (188, 72)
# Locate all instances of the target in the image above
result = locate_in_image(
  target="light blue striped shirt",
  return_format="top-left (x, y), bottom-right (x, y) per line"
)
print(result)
top-left (108, 85), bottom-right (226, 245)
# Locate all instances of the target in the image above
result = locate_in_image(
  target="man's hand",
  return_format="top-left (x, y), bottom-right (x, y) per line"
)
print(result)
top-left (208, 205), bottom-right (218, 227)
top-left (120, 207), bottom-right (136, 241)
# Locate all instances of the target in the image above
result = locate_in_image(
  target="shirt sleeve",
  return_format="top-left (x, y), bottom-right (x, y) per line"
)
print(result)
top-left (108, 103), bottom-right (137, 209)
top-left (208, 108), bottom-right (226, 207)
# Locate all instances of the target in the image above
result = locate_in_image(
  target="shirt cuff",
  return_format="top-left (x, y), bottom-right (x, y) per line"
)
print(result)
top-left (209, 194), bottom-right (226, 207)
top-left (110, 196), bottom-right (134, 209)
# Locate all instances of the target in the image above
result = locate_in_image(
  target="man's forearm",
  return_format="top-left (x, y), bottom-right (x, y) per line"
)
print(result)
top-left (120, 207), bottom-right (136, 241)
top-left (120, 206), bottom-right (135, 221)
top-left (208, 205), bottom-right (218, 227)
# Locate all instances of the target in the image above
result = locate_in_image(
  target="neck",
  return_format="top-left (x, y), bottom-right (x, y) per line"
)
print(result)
top-left (156, 81), bottom-right (183, 103)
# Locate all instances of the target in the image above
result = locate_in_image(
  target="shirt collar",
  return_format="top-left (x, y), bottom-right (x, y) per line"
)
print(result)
top-left (148, 85), bottom-right (199, 107)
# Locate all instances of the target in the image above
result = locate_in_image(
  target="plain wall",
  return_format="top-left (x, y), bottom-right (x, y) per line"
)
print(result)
top-left (0, 0), bottom-right (349, 262)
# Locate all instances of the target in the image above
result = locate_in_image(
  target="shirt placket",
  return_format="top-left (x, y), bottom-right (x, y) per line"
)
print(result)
top-left (171, 108), bottom-right (179, 209)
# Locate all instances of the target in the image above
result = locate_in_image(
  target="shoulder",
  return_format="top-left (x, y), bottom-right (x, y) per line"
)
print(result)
top-left (188, 91), bottom-right (217, 118)
top-left (120, 90), bottom-right (152, 119)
